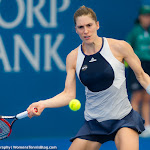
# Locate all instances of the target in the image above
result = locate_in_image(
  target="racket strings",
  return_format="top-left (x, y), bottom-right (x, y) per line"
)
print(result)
top-left (0, 120), bottom-right (11, 139)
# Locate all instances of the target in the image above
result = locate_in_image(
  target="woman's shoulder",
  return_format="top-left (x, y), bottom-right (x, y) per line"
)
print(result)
top-left (106, 38), bottom-right (129, 48)
top-left (66, 46), bottom-right (80, 69)
top-left (106, 38), bottom-right (132, 58)
top-left (67, 46), bottom-right (80, 58)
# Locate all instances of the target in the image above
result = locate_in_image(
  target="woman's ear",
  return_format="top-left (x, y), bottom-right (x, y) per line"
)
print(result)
top-left (97, 21), bottom-right (100, 30)
top-left (75, 26), bottom-right (78, 34)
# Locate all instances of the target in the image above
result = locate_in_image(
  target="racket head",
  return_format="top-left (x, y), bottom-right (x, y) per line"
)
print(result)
top-left (0, 118), bottom-right (12, 140)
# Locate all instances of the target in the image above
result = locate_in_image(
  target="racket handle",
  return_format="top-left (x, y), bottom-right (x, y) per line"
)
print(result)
top-left (16, 111), bottom-right (28, 119)
top-left (16, 108), bottom-right (38, 119)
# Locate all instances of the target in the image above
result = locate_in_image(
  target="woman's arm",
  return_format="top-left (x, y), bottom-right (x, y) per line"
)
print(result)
top-left (27, 50), bottom-right (77, 118)
top-left (116, 40), bottom-right (150, 89)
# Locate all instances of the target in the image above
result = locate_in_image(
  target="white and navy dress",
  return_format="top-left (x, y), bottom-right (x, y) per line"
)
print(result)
top-left (70, 37), bottom-right (145, 144)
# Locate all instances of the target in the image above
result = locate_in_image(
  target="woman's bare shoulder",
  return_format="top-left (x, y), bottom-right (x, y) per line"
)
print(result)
top-left (106, 38), bottom-right (129, 48)
top-left (66, 46), bottom-right (80, 69)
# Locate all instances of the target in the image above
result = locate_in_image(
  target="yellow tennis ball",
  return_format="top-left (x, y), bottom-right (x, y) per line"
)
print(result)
top-left (69, 99), bottom-right (81, 111)
top-left (124, 61), bottom-right (129, 68)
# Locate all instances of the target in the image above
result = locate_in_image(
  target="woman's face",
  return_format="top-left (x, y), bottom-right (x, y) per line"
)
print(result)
top-left (75, 15), bottom-right (99, 44)
top-left (139, 14), bottom-right (150, 29)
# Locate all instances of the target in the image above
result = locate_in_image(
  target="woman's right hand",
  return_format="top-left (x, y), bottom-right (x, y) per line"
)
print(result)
top-left (27, 100), bottom-right (46, 118)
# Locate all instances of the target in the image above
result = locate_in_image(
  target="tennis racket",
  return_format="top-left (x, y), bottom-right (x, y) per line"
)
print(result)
top-left (0, 108), bottom-right (37, 140)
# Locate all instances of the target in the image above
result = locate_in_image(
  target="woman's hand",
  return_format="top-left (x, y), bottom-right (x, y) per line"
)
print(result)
top-left (27, 100), bottom-right (46, 118)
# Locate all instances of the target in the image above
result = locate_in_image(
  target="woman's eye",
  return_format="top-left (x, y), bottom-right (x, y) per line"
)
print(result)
top-left (87, 24), bottom-right (92, 27)
top-left (78, 26), bottom-right (83, 29)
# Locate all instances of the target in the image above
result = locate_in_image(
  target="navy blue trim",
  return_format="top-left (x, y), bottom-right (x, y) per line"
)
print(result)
top-left (81, 37), bottom-right (104, 56)
top-left (99, 37), bottom-right (104, 53)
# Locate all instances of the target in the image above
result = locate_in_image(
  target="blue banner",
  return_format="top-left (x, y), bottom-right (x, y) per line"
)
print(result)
top-left (0, 0), bottom-right (142, 139)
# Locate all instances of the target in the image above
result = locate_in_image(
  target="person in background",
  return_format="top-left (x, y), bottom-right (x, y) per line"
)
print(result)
top-left (127, 5), bottom-right (150, 137)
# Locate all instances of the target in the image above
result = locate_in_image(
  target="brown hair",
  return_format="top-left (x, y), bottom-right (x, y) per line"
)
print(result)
top-left (74, 5), bottom-right (97, 25)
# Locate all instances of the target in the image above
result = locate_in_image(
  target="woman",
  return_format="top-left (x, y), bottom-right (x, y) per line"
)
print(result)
top-left (127, 5), bottom-right (150, 137)
top-left (27, 6), bottom-right (150, 150)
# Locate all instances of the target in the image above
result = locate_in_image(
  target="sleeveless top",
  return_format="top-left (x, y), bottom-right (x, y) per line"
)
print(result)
top-left (76, 37), bottom-right (132, 122)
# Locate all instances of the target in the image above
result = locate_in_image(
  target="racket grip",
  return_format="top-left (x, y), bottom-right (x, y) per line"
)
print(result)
top-left (16, 111), bottom-right (28, 119)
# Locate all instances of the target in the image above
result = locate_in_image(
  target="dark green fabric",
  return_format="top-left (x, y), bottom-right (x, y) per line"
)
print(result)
top-left (127, 24), bottom-right (150, 61)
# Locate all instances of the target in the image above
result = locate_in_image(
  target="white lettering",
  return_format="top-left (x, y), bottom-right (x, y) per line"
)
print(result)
top-left (0, 34), bottom-right (66, 72)
top-left (44, 34), bottom-right (65, 71)
top-left (58, 0), bottom-right (70, 12)
top-left (0, 0), bottom-right (25, 29)
top-left (27, 0), bottom-right (50, 28)
top-left (27, 0), bottom-right (59, 28)
top-left (14, 34), bottom-right (40, 72)
top-left (0, 36), bottom-right (12, 72)
top-left (0, 0), bottom-right (70, 28)
top-left (49, 0), bottom-right (57, 27)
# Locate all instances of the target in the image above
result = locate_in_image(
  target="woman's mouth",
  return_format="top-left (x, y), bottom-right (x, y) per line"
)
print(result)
top-left (84, 36), bottom-right (90, 40)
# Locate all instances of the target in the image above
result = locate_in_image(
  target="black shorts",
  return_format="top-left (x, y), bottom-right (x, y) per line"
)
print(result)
top-left (128, 60), bottom-right (150, 92)
top-left (70, 109), bottom-right (145, 144)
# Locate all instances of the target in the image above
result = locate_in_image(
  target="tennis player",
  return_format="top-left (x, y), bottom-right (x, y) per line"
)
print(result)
top-left (27, 6), bottom-right (150, 150)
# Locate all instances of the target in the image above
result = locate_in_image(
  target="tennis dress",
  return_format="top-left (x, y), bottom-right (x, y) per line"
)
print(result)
top-left (71, 37), bottom-right (145, 144)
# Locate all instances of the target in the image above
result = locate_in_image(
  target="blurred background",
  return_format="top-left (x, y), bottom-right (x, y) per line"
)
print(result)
top-left (0, 0), bottom-right (150, 149)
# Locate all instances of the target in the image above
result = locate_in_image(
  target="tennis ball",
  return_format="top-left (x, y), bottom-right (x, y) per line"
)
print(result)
top-left (69, 99), bottom-right (81, 111)
top-left (124, 61), bottom-right (129, 68)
